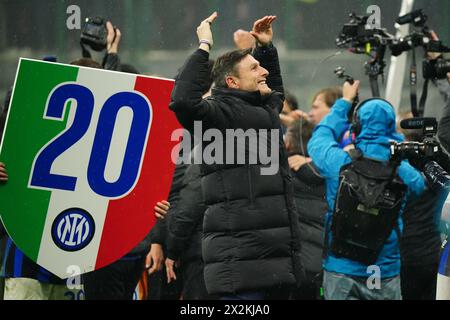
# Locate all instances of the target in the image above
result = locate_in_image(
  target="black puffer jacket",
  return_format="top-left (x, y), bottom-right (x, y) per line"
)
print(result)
top-left (291, 163), bottom-right (327, 274)
top-left (170, 45), bottom-right (303, 295)
top-left (400, 189), bottom-right (444, 266)
top-left (166, 165), bottom-right (204, 263)
top-left (149, 162), bottom-right (189, 247)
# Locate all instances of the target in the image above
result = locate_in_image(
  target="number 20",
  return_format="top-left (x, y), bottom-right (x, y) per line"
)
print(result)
top-left (29, 83), bottom-right (151, 198)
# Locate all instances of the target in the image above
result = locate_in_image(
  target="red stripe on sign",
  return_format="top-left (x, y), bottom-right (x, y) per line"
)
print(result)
top-left (95, 76), bottom-right (178, 269)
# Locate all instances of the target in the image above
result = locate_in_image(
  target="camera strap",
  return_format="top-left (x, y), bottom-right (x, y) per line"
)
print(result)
top-left (410, 48), bottom-right (419, 117)
top-left (419, 79), bottom-right (430, 117)
top-left (410, 47), bottom-right (430, 117)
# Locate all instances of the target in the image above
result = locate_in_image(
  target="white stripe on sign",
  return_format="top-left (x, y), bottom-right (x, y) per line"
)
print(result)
top-left (37, 67), bottom-right (138, 279)
top-left (104, 107), bottom-right (133, 183)
top-left (437, 273), bottom-right (450, 300)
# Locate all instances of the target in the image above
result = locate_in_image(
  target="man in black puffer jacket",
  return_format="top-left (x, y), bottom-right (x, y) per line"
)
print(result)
top-left (286, 119), bottom-right (328, 300)
top-left (170, 13), bottom-right (303, 299)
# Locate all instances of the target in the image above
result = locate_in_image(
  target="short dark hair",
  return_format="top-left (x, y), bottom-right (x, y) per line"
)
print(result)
top-left (212, 49), bottom-right (252, 89)
top-left (313, 86), bottom-right (343, 108)
top-left (119, 63), bottom-right (140, 74)
top-left (70, 58), bottom-right (102, 69)
top-left (285, 91), bottom-right (299, 110)
top-left (287, 118), bottom-right (315, 156)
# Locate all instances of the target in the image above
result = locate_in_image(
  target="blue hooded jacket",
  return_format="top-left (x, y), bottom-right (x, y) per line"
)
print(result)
top-left (308, 98), bottom-right (425, 278)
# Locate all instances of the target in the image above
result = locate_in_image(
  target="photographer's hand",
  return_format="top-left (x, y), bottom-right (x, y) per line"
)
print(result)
top-left (106, 21), bottom-right (121, 54)
top-left (427, 31), bottom-right (443, 61)
top-left (197, 12), bottom-right (218, 53)
top-left (343, 80), bottom-right (360, 104)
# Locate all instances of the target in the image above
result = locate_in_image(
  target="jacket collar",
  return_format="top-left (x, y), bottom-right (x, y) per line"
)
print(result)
top-left (212, 87), bottom-right (265, 106)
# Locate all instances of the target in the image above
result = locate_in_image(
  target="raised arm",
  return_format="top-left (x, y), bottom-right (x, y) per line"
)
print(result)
top-left (103, 21), bottom-right (122, 70)
top-left (169, 13), bottom-right (220, 131)
top-left (251, 16), bottom-right (284, 96)
top-left (308, 82), bottom-right (359, 177)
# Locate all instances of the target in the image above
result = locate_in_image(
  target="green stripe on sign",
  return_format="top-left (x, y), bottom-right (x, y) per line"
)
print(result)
top-left (0, 60), bottom-right (78, 261)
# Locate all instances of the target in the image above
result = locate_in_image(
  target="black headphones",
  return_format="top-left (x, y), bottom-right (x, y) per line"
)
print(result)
top-left (351, 98), bottom-right (396, 137)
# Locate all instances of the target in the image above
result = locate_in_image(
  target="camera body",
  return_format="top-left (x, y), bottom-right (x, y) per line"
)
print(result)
top-left (390, 117), bottom-right (450, 190)
top-left (396, 9), bottom-right (428, 27)
top-left (80, 17), bottom-right (108, 51)
top-left (336, 12), bottom-right (392, 53)
top-left (390, 33), bottom-right (430, 57)
top-left (390, 139), bottom-right (441, 162)
top-left (423, 57), bottom-right (450, 80)
top-left (391, 117), bottom-right (440, 161)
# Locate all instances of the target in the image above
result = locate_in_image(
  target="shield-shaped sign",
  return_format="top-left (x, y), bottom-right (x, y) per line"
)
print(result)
top-left (0, 58), bottom-right (179, 279)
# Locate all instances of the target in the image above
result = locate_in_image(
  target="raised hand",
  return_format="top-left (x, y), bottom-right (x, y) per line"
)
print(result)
top-left (106, 21), bottom-right (121, 54)
top-left (250, 15), bottom-right (277, 46)
top-left (233, 29), bottom-right (256, 50)
top-left (197, 12), bottom-right (218, 52)
top-left (343, 80), bottom-right (360, 104)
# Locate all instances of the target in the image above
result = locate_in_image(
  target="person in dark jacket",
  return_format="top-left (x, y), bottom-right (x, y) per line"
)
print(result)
top-left (164, 60), bottom-right (216, 300)
top-left (285, 119), bottom-right (328, 300)
top-left (146, 160), bottom-right (187, 300)
top-left (165, 164), bottom-right (216, 300)
top-left (169, 12), bottom-right (303, 299)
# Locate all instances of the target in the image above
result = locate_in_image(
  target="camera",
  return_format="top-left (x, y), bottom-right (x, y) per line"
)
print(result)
top-left (336, 12), bottom-right (392, 53)
top-left (389, 9), bottom-right (450, 80)
top-left (389, 33), bottom-right (430, 57)
top-left (336, 12), bottom-right (394, 97)
top-left (80, 17), bottom-right (108, 51)
top-left (389, 9), bottom-right (431, 57)
top-left (395, 9), bottom-right (427, 27)
top-left (391, 117), bottom-right (440, 161)
top-left (423, 57), bottom-right (450, 80)
top-left (390, 117), bottom-right (450, 190)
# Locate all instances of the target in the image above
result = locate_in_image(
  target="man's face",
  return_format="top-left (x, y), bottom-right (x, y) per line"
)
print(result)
top-left (230, 55), bottom-right (271, 95)
top-left (309, 93), bottom-right (330, 125)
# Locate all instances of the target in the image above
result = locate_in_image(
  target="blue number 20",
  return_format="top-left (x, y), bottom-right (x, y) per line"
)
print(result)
top-left (88, 92), bottom-right (150, 197)
top-left (30, 83), bottom-right (151, 198)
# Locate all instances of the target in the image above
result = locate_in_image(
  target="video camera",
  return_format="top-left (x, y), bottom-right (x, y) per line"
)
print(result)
top-left (336, 9), bottom-right (450, 117)
top-left (390, 117), bottom-right (450, 190)
top-left (336, 12), bottom-right (393, 53)
top-left (336, 13), bottom-right (395, 97)
top-left (388, 9), bottom-right (450, 80)
top-left (80, 17), bottom-right (108, 52)
top-left (423, 57), bottom-right (450, 80)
